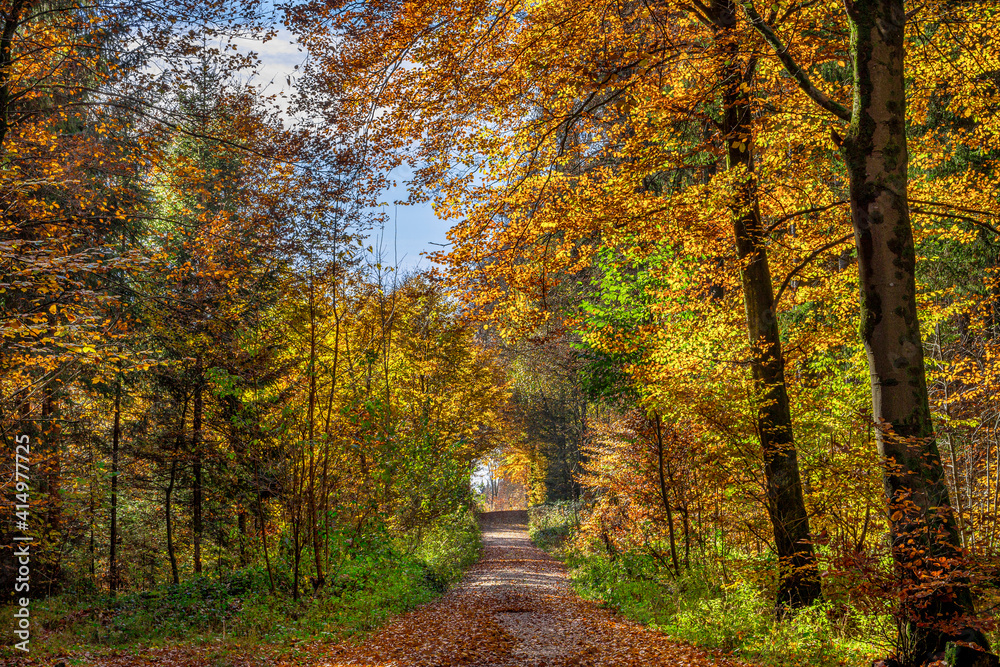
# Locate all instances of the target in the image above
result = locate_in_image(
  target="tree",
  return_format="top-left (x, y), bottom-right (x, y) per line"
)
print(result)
top-left (743, 0), bottom-right (996, 657)
top-left (285, 0), bottom-right (830, 609)
top-left (0, 0), bottom-right (273, 596)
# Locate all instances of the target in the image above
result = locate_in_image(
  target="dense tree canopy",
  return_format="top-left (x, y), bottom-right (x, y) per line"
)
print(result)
top-left (2, 1), bottom-right (1000, 665)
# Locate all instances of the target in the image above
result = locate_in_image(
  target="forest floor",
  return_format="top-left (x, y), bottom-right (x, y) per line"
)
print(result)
top-left (300, 510), bottom-right (750, 667)
top-left (16, 512), bottom-right (751, 667)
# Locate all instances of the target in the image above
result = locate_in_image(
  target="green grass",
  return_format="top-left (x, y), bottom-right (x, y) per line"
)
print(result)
top-left (0, 510), bottom-right (482, 661)
top-left (562, 549), bottom-right (884, 667)
top-left (528, 501), bottom-right (579, 550)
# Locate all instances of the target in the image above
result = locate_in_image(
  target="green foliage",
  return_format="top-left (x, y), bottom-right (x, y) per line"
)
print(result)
top-left (528, 501), bottom-right (580, 550)
top-left (412, 510), bottom-right (483, 592)
top-left (0, 511), bottom-right (481, 658)
top-left (574, 246), bottom-right (660, 401)
top-left (564, 547), bottom-right (882, 667)
top-left (234, 556), bottom-right (432, 642)
top-left (392, 427), bottom-right (476, 532)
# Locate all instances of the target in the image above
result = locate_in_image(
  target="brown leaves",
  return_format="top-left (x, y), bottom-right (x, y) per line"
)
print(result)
top-left (292, 514), bottom-right (752, 667)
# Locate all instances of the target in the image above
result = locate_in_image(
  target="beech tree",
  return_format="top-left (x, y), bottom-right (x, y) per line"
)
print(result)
top-left (742, 0), bottom-right (996, 657)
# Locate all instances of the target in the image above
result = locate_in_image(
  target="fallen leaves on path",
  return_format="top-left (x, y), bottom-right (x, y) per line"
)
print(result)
top-left (12, 513), bottom-right (754, 667)
top-left (305, 511), bottom-right (753, 667)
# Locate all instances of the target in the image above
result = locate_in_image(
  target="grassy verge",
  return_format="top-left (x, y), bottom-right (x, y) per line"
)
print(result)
top-left (565, 551), bottom-right (881, 667)
top-left (1, 509), bottom-right (481, 663)
top-left (527, 501), bottom-right (578, 550)
top-left (527, 504), bottom-right (881, 667)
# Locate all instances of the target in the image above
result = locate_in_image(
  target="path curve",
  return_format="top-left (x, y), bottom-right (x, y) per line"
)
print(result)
top-left (318, 511), bottom-right (748, 667)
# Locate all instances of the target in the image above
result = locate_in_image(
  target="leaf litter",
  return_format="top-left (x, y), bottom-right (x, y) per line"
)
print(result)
top-left (11, 512), bottom-right (754, 667)
top-left (310, 511), bottom-right (753, 667)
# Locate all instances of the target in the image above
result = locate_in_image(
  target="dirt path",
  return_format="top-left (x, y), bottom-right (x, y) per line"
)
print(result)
top-left (317, 511), bottom-right (747, 667)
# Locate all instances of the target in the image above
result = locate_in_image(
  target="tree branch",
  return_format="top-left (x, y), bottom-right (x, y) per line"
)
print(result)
top-left (911, 209), bottom-right (1000, 237)
top-left (909, 197), bottom-right (1000, 236)
top-left (740, 1), bottom-right (852, 122)
top-left (684, 0), bottom-right (716, 26)
top-left (773, 233), bottom-right (854, 307)
top-left (765, 200), bottom-right (850, 234)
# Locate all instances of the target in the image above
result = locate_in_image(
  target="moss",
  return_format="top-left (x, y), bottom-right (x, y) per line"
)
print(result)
top-left (858, 288), bottom-right (882, 344)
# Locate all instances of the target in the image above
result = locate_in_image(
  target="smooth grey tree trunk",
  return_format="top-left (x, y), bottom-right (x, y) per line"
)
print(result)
top-left (841, 0), bottom-right (986, 659)
top-left (192, 361), bottom-right (204, 574)
top-left (745, 0), bottom-right (991, 657)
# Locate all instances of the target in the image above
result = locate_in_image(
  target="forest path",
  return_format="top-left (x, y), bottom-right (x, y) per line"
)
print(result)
top-left (316, 510), bottom-right (747, 667)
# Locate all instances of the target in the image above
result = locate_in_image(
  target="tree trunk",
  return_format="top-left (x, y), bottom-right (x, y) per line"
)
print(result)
top-left (653, 414), bottom-right (680, 576)
top-left (109, 374), bottom-right (121, 594)
top-left (743, 0), bottom-right (992, 654)
top-left (192, 361), bottom-right (204, 575)
top-left (89, 469), bottom-right (96, 583)
top-left (167, 395), bottom-right (187, 585)
top-left (238, 510), bottom-right (248, 566)
top-left (166, 459), bottom-right (179, 585)
top-left (0, 0), bottom-right (27, 149)
top-left (89, 433), bottom-right (98, 584)
top-left (254, 462), bottom-right (275, 594)
top-left (307, 277), bottom-right (325, 589)
top-left (292, 453), bottom-right (303, 602)
top-left (840, 0), bottom-right (987, 657)
top-left (713, 0), bottom-right (819, 611)
top-left (42, 390), bottom-right (62, 536)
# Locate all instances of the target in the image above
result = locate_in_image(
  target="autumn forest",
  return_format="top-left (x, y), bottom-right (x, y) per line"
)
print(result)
top-left (2, 0), bottom-right (1000, 666)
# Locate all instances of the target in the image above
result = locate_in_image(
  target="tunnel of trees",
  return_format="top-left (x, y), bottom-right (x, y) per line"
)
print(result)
top-left (3, 1), bottom-right (1000, 665)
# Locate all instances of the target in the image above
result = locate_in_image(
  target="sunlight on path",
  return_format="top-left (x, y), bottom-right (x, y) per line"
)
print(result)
top-left (314, 511), bottom-right (751, 667)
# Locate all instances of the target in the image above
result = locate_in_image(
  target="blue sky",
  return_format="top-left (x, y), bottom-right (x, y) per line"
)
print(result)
top-left (372, 173), bottom-right (454, 273)
top-left (243, 26), bottom-right (453, 273)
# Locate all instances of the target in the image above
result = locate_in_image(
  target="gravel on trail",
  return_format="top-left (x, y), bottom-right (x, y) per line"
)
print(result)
top-left (317, 510), bottom-right (751, 667)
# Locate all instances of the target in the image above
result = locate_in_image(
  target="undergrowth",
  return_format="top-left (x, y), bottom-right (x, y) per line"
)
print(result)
top-left (528, 501), bottom-right (579, 550)
top-left (0, 509), bottom-right (481, 660)
top-left (528, 503), bottom-right (882, 667)
top-left (565, 551), bottom-right (882, 667)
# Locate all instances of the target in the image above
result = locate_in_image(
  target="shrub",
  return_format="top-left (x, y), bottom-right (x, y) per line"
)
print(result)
top-left (565, 547), bottom-right (880, 667)
top-left (529, 501), bottom-right (580, 550)
top-left (0, 509), bottom-right (482, 660)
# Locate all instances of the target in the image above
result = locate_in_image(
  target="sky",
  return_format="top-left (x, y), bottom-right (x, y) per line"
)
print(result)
top-left (243, 25), bottom-right (454, 273)
top-left (246, 24), bottom-right (488, 482)
top-left (371, 169), bottom-right (455, 273)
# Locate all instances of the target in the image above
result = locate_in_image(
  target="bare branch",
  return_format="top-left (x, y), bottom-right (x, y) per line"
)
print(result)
top-left (765, 200), bottom-right (850, 234)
